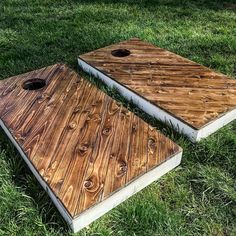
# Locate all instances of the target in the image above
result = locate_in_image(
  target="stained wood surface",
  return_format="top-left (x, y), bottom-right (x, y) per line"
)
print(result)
top-left (0, 64), bottom-right (181, 218)
top-left (79, 38), bottom-right (236, 130)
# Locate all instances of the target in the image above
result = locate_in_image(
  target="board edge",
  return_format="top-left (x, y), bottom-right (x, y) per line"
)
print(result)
top-left (78, 58), bottom-right (236, 142)
top-left (71, 151), bottom-right (182, 232)
top-left (78, 58), bottom-right (199, 141)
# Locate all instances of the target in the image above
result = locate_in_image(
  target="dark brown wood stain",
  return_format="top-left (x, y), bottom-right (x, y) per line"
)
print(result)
top-left (79, 38), bottom-right (236, 130)
top-left (0, 64), bottom-right (181, 218)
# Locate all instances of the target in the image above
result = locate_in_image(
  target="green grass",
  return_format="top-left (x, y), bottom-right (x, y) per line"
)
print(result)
top-left (0, 0), bottom-right (236, 235)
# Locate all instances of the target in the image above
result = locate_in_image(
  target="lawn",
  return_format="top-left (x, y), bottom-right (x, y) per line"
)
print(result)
top-left (0, 0), bottom-right (236, 235)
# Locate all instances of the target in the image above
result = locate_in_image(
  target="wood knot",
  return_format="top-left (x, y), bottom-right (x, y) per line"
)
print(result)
top-left (83, 176), bottom-right (100, 192)
top-left (84, 179), bottom-right (93, 189)
top-left (117, 161), bottom-right (127, 176)
top-left (148, 138), bottom-right (156, 148)
top-left (78, 143), bottom-right (89, 155)
top-left (132, 124), bottom-right (138, 133)
top-left (68, 122), bottom-right (77, 129)
top-left (102, 127), bottom-right (111, 135)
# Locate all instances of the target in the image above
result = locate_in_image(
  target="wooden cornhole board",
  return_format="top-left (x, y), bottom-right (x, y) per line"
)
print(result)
top-left (0, 64), bottom-right (182, 233)
top-left (78, 38), bottom-right (236, 142)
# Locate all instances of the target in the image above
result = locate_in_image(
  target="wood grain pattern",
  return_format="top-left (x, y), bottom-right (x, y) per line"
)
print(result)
top-left (0, 64), bottom-right (181, 218)
top-left (79, 38), bottom-right (236, 130)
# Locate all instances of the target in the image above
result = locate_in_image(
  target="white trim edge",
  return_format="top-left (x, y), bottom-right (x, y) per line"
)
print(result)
top-left (71, 151), bottom-right (182, 232)
top-left (78, 58), bottom-right (236, 142)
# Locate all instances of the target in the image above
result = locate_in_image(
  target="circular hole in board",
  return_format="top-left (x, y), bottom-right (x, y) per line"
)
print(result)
top-left (22, 78), bottom-right (46, 91)
top-left (111, 49), bottom-right (131, 57)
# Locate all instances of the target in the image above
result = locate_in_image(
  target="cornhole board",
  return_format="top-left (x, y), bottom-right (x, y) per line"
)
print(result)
top-left (78, 38), bottom-right (236, 142)
top-left (0, 64), bottom-right (182, 233)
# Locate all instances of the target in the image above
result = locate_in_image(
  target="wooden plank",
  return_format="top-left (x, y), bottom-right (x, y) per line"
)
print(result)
top-left (0, 64), bottom-right (182, 232)
top-left (78, 38), bottom-right (236, 142)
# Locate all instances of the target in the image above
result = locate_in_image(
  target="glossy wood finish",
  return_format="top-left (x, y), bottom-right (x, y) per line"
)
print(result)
top-left (0, 64), bottom-right (182, 220)
top-left (79, 38), bottom-right (236, 130)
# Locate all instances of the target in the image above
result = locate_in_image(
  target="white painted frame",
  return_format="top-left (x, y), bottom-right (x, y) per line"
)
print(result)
top-left (71, 151), bottom-right (182, 232)
top-left (78, 58), bottom-right (236, 142)
top-left (0, 118), bottom-right (182, 233)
